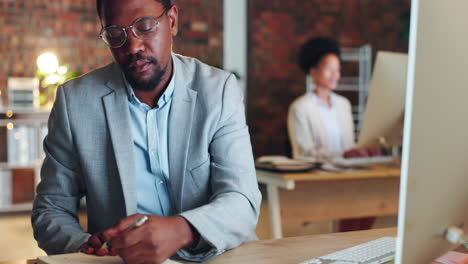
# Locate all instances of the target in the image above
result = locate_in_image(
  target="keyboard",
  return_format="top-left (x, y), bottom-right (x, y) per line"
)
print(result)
top-left (331, 156), bottom-right (395, 167)
top-left (298, 237), bottom-right (396, 264)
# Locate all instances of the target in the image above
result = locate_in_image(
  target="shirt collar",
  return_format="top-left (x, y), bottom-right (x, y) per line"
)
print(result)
top-left (123, 57), bottom-right (176, 108)
top-left (311, 92), bottom-right (335, 108)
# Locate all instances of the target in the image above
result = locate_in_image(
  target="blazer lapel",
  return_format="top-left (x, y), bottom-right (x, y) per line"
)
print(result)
top-left (102, 66), bottom-right (137, 216)
top-left (168, 55), bottom-right (197, 212)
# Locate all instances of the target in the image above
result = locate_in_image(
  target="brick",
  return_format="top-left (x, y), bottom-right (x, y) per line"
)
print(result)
top-left (1, 0), bottom-right (223, 105)
top-left (248, 0), bottom-right (411, 156)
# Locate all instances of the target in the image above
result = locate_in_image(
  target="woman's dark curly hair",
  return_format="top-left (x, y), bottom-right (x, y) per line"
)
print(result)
top-left (297, 37), bottom-right (341, 74)
top-left (96, 0), bottom-right (173, 20)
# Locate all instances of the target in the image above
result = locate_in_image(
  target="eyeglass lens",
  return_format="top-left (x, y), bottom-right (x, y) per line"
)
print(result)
top-left (103, 16), bottom-right (160, 47)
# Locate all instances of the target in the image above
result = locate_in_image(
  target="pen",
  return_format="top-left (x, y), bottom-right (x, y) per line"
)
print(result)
top-left (100, 215), bottom-right (148, 251)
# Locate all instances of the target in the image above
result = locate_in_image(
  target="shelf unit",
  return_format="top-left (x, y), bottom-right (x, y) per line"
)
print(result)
top-left (0, 202), bottom-right (33, 213)
top-left (0, 107), bottom-right (50, 213)
top-left (306, 44), bottom-right (372, 136)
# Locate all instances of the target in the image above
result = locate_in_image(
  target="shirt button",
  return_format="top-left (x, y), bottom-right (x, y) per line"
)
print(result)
top-left (159, 180), bottom-right (164, 185)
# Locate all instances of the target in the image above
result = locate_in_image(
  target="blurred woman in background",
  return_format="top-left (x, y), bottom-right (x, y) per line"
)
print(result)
top-left (288, 37), bottom-right (376, 231)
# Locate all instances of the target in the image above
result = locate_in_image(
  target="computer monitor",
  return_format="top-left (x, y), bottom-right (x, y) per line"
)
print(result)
top-left (396, 0), bottom-right (468, 263)
top-left (356, 51), bottom-right (408, 149)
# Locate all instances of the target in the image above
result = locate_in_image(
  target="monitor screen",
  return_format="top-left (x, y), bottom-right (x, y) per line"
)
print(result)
top-left (396, 0), bottom-right (468, 263)
top-left (357, 51), bottom-right (407, 149)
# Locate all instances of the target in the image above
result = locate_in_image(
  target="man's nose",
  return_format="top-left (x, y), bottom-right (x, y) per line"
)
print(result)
top-left (124, 31), bottom-right (144, 54)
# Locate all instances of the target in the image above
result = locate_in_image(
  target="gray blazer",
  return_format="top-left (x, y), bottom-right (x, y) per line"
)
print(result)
top-left (32, 54), bottom-right (261, 260)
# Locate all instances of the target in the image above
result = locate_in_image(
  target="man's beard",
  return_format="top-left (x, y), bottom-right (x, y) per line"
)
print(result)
top-left (122, 54), bottom-right (167, 92)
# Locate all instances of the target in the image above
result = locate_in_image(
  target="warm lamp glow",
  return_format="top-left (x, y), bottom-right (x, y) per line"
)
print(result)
top-left (37, 52), bottom-right (59, 74)
top-left (57, 65), bottom-right (68, 75)
top-left (43, 74), bottom-right (62, 86)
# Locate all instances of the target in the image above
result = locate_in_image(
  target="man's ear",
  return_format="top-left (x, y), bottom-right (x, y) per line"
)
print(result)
top-left (167, 5), bottom-right (179, 36)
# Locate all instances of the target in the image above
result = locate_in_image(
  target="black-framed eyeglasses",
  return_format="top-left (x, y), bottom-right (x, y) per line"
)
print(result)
top-left (99, 9), bottom-right (167, 48)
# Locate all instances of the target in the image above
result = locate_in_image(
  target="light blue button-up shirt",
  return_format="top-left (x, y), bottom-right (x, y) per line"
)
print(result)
top-left (124, 67), bottom-right (175, 217)
top-left (311, 93), bottom-right (344, 154)
top-left (123, 61), bottom-right (211, 260)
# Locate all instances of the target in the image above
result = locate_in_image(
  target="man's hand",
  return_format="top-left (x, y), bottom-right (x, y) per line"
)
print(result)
top-left (80, 232), bottom-right (118, 256)
top-left (102, 214), bottom-right (197, 264)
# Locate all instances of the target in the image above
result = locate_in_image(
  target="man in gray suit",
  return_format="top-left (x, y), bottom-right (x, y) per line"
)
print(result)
top-left (31, 0), bottom-right (261, 263)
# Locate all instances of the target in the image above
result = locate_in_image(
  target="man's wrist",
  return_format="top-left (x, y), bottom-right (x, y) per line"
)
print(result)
top-left (174, 216), bottom-right (200, 248)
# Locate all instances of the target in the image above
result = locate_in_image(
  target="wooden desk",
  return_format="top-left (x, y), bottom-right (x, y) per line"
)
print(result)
top-left (3, 228), bottom-right (457, 264)
top-left (2, 228), bottom-right (395, 264)
top-left (205, 228), bottom-right (396, 264)
top-left (257, 165), bottom-right (401, 238)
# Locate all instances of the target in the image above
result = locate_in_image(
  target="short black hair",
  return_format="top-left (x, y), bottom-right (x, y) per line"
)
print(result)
top-left (297, 37), bottom-right (341, 74)
top-left (96, 0), bottom-right (173, 20)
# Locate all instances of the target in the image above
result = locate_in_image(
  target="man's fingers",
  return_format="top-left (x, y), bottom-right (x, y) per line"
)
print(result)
top-left (95, 247), bottom-right (108, 256)
top-left (80, 244), bottom-right (95, 255)
top-left (113, 214), bottom-right (145, 233)
top-left (102, 214), bottom-right (146, 242)
top-left (101, 215), bottom-right (142, 241)
top-left (104, 214), bottom-right (147, 244)
top-left (81, 234), bottom-right (104, 255)
top-left (110, 226), bottom-right (145, 249)
top-left (101, 228), bottom-right (120, 242)
top-left (88, 235), bottom-right (103, 249)
top-left (108, 247), bottom-right (118, 256)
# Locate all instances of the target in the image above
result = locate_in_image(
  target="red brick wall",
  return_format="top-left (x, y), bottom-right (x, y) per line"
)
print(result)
top-left (247, 0), bottom-right (411, 157)
top-left (176, 0), bottom-right (223, 67)
top-left (2, 0), bottom-right (412, 158)
top-left (0, 0), bottom-right (109, 105)
top-left (0, 0), bottom-right (223, 104)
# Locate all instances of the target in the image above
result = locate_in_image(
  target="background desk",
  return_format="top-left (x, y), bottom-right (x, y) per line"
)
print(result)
top-left (257, 166), bottom-right (400, 238)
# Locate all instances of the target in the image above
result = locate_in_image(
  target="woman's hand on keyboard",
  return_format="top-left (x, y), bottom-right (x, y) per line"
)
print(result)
top-left (366, 147), bottom-right (382, 157)
top-left (344, 148), bottom-right (381, 158)
top-left (344, 148), bottom-right (369, 158)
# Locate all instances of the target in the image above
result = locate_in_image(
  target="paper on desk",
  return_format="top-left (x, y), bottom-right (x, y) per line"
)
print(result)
top-left (36, 253), bottom-right (182, 264)
top-left (435, 251), bottom-right (468, 264)
top-left (256, 155), bottom-right (316, 171)
top-left (320, 162), bottom-right (353, 172)
top-left (257, 155), bottom-right (312, 165)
